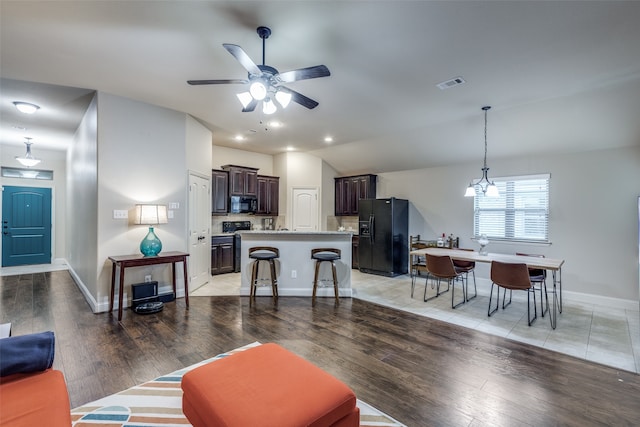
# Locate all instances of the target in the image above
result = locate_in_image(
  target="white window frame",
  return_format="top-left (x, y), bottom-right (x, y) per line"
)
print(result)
top-left (473, 173), bottom-right (550, 244)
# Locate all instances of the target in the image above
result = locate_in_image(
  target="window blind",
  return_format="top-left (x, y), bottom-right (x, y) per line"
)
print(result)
top-left (473, 174), bottom-right (550, 243)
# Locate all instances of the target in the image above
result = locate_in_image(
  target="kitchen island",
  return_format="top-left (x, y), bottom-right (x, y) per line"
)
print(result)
top-left (238, 231), bottom-right (353, 299)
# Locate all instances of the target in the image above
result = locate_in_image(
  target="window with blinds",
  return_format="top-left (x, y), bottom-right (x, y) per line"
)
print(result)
top-left (473, 174), bottom-right (550, 243)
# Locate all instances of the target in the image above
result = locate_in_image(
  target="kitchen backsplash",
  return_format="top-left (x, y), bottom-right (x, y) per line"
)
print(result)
top-left (211, 215), bottom-right (282, 233)
top-left (327, 216), bottom-right (358, 233)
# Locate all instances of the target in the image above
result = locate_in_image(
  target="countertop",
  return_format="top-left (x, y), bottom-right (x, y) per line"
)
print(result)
top-left (238, 230), bottom-right (355, 235)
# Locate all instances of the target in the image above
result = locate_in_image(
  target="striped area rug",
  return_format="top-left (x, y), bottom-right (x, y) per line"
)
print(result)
top-left (71, 342), bottom-right (405, 427)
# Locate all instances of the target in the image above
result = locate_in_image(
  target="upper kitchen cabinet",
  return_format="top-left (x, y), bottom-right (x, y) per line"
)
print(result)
top-left (222, 165), bottom-right (258, 197)
top-left (211, 169), bottom-right (229, 215)
top-left (335, 174), bottom-right (377, 216)
top-left (256, 175), bottom-right (279, 216)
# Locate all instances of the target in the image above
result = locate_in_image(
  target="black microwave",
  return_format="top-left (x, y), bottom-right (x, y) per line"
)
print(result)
top-left (230, 195), bottom-right (257, 214)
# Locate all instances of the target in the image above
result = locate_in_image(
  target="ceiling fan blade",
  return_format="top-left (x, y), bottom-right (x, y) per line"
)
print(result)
top-left (242, 99), bottom-right (258, 112)
top-left (187, 79), bottom-right (248, 85)
top-left (223, 43), bottom-right (262, 75)
top-left (278, 65), bottom-right (330, 83)
top-left (281, 87), bottom-right (319, 109)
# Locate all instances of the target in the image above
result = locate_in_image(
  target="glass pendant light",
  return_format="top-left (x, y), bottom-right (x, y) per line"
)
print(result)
top-left (464, 106), bottom-right (499, 197)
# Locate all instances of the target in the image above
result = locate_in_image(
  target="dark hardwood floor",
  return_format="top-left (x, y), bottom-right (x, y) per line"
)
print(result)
top-left (1, 270), bottom-right (639, 426)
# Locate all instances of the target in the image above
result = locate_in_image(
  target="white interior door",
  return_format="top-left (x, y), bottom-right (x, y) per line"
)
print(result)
top-left (188, 173), bottom-right (210, 290)
top-left (292, 187), bottom-right (318, 231)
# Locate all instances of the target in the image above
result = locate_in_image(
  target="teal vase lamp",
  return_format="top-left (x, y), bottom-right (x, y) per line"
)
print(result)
top-left (134, 204), bottom-right (168, 257)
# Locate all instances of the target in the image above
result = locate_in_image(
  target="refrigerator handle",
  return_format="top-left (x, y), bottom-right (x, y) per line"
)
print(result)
top-left (369, 214), bottom-right (374, 244)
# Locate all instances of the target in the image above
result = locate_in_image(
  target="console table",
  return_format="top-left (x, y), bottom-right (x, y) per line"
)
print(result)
top-left (108, 251), bottom-right (190, 321)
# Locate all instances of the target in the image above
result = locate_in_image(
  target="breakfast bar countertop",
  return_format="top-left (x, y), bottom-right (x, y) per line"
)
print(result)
top-left (239, 231), bottom-right (353, 298)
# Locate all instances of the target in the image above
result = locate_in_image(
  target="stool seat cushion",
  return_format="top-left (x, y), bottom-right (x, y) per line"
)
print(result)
top-left (181, 343), bottom-right (358, 427)
top-left (312, 252), bottom-right (341, 261)
top-left (249, 250), bottom-right (278, 260)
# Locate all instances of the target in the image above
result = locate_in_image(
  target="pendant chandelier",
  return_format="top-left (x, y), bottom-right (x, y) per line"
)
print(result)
top-left (15, 137), bottom-right (42, 167)
top-left (464, 106), bottom-right (499, 197)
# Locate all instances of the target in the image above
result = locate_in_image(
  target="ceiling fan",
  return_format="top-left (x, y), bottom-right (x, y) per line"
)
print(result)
top-left (187, 26), bottom-right (330, 114)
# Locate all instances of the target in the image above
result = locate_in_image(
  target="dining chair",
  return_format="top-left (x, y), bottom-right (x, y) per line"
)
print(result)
top-left (516, 252), bottom-right (549, 317)
top-left (424, 253), bottom-right (466, 308)
top-left (452, 248), bottom-right (477, 302)
top-left (409, 236), bottom-right (428, 298)
top-left (488, 261), bottom-right (538, 325)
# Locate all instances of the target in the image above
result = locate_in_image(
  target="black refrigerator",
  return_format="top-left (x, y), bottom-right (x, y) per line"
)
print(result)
top-left (358, 198), bottom-right (409, 277)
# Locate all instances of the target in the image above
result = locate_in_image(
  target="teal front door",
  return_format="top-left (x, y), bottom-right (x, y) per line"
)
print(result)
top-left (2, 186), bottom-right (52, 267)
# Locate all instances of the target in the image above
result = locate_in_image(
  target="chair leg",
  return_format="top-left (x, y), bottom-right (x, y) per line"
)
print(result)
top-left (502, 288), bottom-right (513, 309)
top-left (331, 260), bottom-right (339, 306)
top-left (466, 270), bottom-right (477, 301)
top-left (452, 275), bottom-right (466, 309)
top-left (527, 288), bottom-right (538, 326)
top-left (424, 273), bottom-right (442, 302)
top-left (488, 282), bottom-right (499, 316)
top-left (249, 260), bottom-right (259, 306)
top-left (312, 260), bottom-right (320, 307)
top-left (268, 259), bottom-right (278, 305)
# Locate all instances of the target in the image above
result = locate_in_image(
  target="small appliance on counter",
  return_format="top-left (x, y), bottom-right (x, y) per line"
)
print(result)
top-left (221, 221), bottom-right (252, 273)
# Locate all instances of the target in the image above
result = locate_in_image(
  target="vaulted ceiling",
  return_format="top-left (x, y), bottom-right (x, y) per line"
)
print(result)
top-left (2, 1), bottom-right (640, 175)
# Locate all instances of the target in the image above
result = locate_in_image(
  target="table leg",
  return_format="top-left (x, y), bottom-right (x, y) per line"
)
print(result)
top-left (558, 267), bottom-right (563, 313)
top-left (182, 257), bottom-right (189, 307)
top-left (109, 262), bottom-right (116, 314)
top-left (171, 261), bottom-right (177, 300)
top-left (118, 264), bottom-right (126, 321)
top-left (550, 270), bottom-right (558, 329)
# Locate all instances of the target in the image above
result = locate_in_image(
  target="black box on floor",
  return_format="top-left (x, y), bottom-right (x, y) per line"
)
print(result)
top-left (158, 291), bottom-right (175, 303)
top-left (132, 281), bottom-right (159, 308)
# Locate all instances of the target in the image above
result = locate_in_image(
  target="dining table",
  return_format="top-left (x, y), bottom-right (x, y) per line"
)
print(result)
top-left (409, 247), bottom-right (565, 329)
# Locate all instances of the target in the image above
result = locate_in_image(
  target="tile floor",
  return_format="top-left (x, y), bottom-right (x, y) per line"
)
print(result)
top-left (5, 263), bottom-right (639, 374)
top-left (193, 269), bottom-right (640, 374)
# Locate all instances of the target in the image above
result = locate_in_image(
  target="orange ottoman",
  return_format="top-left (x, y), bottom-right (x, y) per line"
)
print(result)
top-left (0, 369), bottom-right (72, 427)
top-left (181, 343), bottom-right (359, 427)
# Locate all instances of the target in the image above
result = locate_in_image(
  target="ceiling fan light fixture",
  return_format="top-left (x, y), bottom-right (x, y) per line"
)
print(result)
top-left (262, 98), bottom-right (277, 115)
top-left (275, 90), bottom-right (291, 108)
top-left (236, 92), bottom-right (253, 108)
top-left (13, 101), bottom-right (40, 114)
top-left (249, 80), bottom-right (267, 100)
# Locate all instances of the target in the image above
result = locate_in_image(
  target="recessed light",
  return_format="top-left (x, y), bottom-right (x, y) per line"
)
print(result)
top-left (13, 101), bottom-right (40, 114)
top-left (268, 121), bottom-right (282, 128)
top-left (324, 136), bottom-right (333, 143)
top-left (286, 146), bottom-right (295, 152)
top-left (234, 135), bottom-right (245, 141)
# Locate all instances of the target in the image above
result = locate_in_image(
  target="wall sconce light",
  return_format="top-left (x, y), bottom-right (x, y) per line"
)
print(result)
top-left (133, 204), bottom-right (168, 257)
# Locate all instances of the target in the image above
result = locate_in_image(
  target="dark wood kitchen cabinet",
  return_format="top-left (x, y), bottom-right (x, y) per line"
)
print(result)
top-left (211, 235), bottom-right (234, 275)
top-left (256, 175), bottom-right (279, 215)
top-left (222, 165), bottom-right (258, 197)
top-left (211, 169), bottom-right (229, 215)
top-left (335, 174), bottom-right (377, 216)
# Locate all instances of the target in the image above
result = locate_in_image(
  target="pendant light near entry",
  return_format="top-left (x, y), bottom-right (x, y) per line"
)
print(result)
top-left (464, 106), bottom-right (499, 197)
top-left (15, 137), bottom-right (42, 167)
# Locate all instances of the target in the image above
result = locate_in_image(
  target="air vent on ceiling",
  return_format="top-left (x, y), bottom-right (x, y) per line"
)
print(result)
top-left (436, 76), bottom-right (466, 90)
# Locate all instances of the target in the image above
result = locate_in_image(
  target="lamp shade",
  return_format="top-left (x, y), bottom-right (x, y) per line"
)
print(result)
top-left (134, 204), bottom-right (168, 225)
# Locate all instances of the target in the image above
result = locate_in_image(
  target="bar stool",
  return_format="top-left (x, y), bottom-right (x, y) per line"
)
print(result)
top-left (311, 248), bottom-right (341, 306)
top-left (248, 247), bottom-right (279, 305)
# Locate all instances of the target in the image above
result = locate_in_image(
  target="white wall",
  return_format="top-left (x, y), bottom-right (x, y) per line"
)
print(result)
top-left (377, 145), bottom-right (640, 305)
top-left (212, 145), bottom-right (273, 175)
top-left (0, 144), bottom-right (68, 264)
top-left (66, 95), bottom-right (98, 299)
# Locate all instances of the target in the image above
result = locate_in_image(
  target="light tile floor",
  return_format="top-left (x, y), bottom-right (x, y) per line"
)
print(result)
top-left (192, 269), bottom-right (640, 374)
top-left (6, 264), bottom-right (638, 373)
